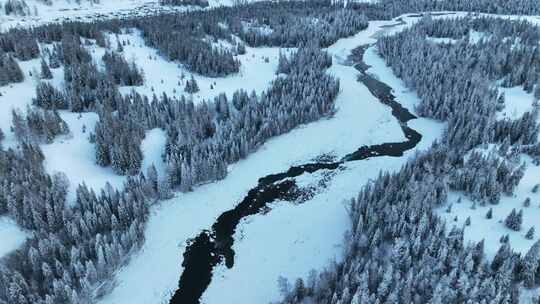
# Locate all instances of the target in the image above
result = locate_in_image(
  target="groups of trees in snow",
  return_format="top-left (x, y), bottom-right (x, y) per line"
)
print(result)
top-left (11, 107), bottom-right (69, 144)
top-left (0, 143), bottom-right (157, 303)
top-left (158, 0), bottom-right (208, 7)
top-left (1, 1), bottom-right (540, 303)
top-left (0, 3), bottom-right (348, 302)
top-left (0, 52), bottom-right (24, 86)
top-left (346, 0), bottom-right (540, 20)
top-left (280, 14), bottom-right (540, 304)
top-left (94, 42), bottom-right (338, 190)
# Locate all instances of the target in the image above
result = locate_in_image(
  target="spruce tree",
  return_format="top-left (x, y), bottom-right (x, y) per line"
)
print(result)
top-left (525, 227), bottom-right (535, 240)
top-left (40, 58), bottom-right (53, 79)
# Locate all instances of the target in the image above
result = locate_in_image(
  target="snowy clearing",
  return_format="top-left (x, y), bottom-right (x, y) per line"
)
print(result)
top-left (439, 154), bottom-right (540, 259)
top-left (497, 86), bottom-right (537, 121)
top-left (105, 30), bottom-right (287, 102)
top-left (40, 112), bottom-right (168, 203)
top-left (0, 216), bottom-right (28, 258)
top-left (39, 112), bottom-right (124, 202)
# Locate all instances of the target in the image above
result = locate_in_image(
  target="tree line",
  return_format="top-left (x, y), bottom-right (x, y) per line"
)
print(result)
top-left (93, 43), bottom-right (338, 190)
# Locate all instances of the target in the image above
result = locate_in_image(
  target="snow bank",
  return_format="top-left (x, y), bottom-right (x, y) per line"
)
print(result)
top-left (427, 36), bottom-right (458, 44)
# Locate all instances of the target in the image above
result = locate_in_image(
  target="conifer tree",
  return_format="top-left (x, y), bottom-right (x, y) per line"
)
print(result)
top-left (40, 58), bottom-right (53, 79)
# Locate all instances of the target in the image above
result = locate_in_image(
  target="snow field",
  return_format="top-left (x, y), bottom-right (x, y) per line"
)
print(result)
top-left (0, 0), bottom-right (264, 32)
top-left (497, 86), bottom-right (537, 121)
top-left (1, 9), bottom-right (537, 303)
top-left (0, 216), bottom-right (28, 257)
top-left (438, 155), bottom-right (540, 259)
top-left (0, 0), bottom-right (191, 32)
top-left (104, 29), bottom-right (287, 102)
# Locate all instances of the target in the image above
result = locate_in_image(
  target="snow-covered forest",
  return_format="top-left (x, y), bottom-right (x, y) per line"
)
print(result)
top-left (0, 0), bottom-right (540, 304)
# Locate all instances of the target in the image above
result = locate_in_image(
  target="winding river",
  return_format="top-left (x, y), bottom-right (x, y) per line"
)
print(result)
top-left (169, 44), bottom-right (422, 304)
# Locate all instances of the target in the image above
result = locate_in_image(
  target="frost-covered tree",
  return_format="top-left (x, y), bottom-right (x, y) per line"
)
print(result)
top-left (184, 75), bottom-right (200, 94)
top-left (505, 209), bottom-right (522, 231)
top-left (525, 227), bottom-right (535, 240)
top-left (40, 58), bottom-right (52, 79)
top-left (0, 54), bottom-right (24, 86)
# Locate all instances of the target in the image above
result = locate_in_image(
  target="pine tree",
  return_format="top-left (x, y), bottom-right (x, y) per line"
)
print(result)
top-left (0, 128), bottom-right (4, 150)
top-left (40, 58), bottom-right (53, 79)
top-left (534, 82), bottom-right (540, 100)
top-left (505, 209), bottom-right (522, 231)
top-left (522, 240), bottom-right (540, 287)
top-left (185, 76), bottom-right (199, 94)
top-left (525, 227), bottom-right (535, 240)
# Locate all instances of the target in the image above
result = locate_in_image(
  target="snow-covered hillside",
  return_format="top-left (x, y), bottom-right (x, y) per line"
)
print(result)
top-left (0, 0), bottom-right (246, 31)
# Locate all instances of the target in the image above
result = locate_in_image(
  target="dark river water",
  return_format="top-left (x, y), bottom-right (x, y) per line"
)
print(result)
top-left (169, 43), bottom-right (422, 304)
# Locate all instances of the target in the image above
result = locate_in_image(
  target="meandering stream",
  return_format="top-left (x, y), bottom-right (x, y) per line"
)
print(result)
top-left (169, 43), bottom-right (422, 304)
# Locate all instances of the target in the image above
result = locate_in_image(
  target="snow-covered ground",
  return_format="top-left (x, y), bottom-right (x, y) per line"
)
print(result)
top-left (0, 0), bottom-right (259, 32)
top-left (0, 9), bottom-right (538, 304)
top-left (141, 128), bottom-right (167, 175)
top-left (426, 30), bottom-right (489, 45)
top-left (0, 0), bottom-right (192, 32)
top-left (497, 86), bottom-right (536, 121)
top-left (0, 216), bottom-right (28, 257)
top-left (439, 179), bottom-right (540, 259)
top-left (99, 18), bottom-right (444, 304)
top-left (104, 30), bottom-right (287, 102)
top-left (0, 57), bottom-right (58, 148)
top-left (41, 112), bottom-right (168, 203)
top-left (438, 153), bottom-right (540, 302)
top-left (40, 112), bottom-right (120, 201)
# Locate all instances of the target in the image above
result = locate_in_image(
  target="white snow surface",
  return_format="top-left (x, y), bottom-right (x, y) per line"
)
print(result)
top-left (0, 0), bottom-right (159, 31)
top-left (106, 30), bottom-right (286, 102)
top-left (0, 0), bottom-right (261, 32)
top-left (0, 216), bottom-right (28, 257)
top-left (100, 18), bottom-right (444, 304)
top-left (0, 57), bottom-right (58, 148)
top-left (141, 128), bottom-right (167, 176)
top-left (439, 154), bottom-right (540, 260)
top-left (497, 86), bottom-right (537, 121)
top-left (40, 112), bottom-right (124, 202)
top-left (41, 112), bottom-right (168, 203)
